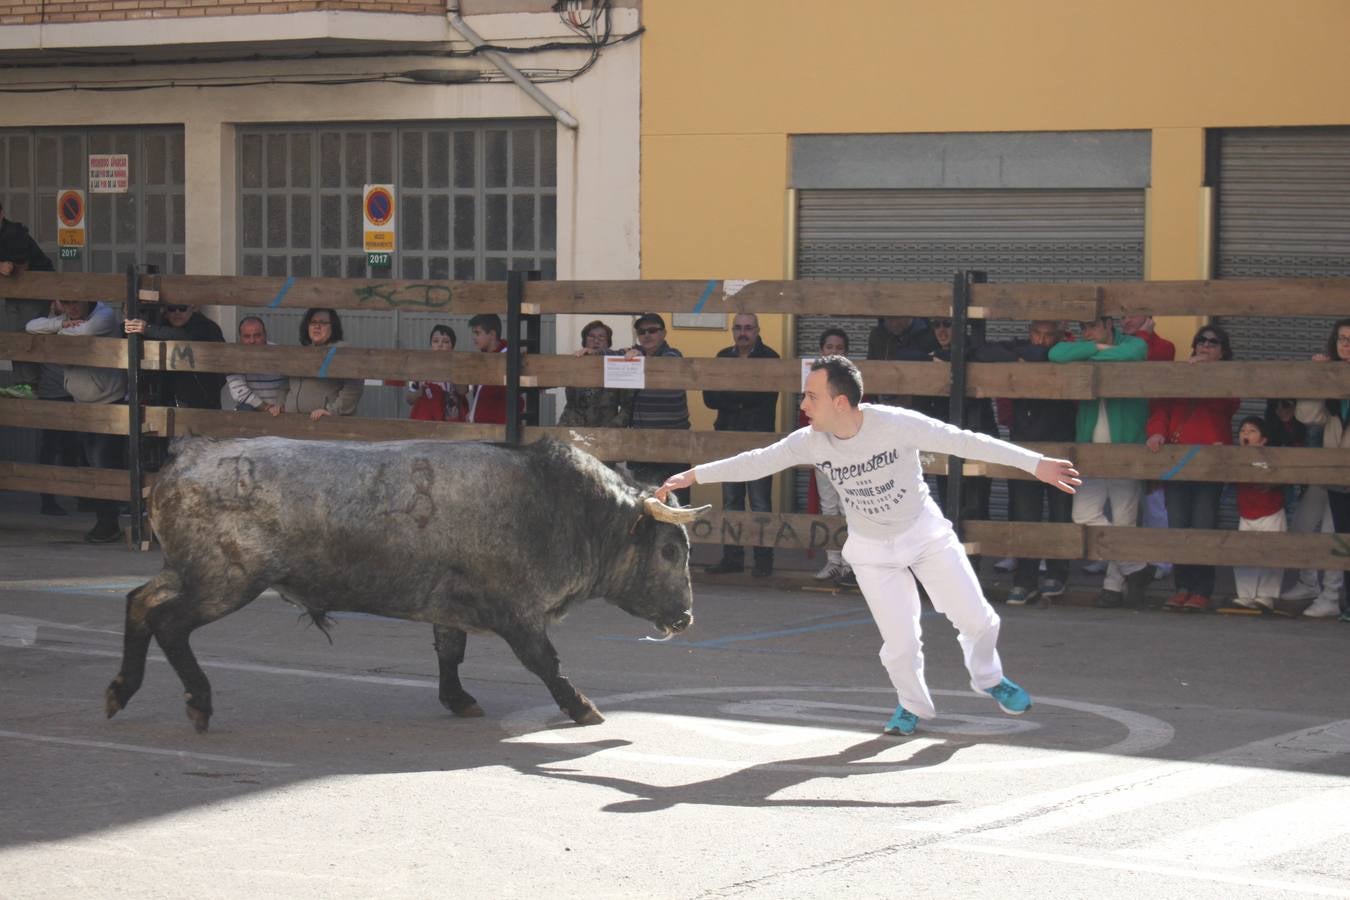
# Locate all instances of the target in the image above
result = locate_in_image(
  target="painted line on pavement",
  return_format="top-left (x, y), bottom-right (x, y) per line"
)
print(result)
top-left (0, 728), bottom-right (293, 768)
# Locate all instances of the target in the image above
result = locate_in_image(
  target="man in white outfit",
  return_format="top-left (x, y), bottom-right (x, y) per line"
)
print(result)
top-left (656, 356), bottom-right (1081, 736)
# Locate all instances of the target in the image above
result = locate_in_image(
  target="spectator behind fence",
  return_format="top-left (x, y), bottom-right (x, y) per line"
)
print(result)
top-left (26, 300), bottom-right (126, 543)
top-left (703, 313), bottom-right (781, 578)
top-left (976, 320), bottom-right (1078, 606)
top-left (1229, 416), bottom-right (1287, 612)
top-left (559, 319), bottom-right (631, 428)
top-left (0, 199), bottom-right (57, 400)
top-left (902, 315), bottom-right (997, 527)
top-left (865, 315), bottom-right (937, 407)
top-left (1050, 315), bottom-right (1152, 609)
top-left (1146, 325), bottom-right (1239, 613)
top-left (1122, 314), bottom-right (1178, 583)
top-left (405, 324), bottom-right (465, 422)
top-left (810, 328), bottom-right (853, 582)
top-left (283, 307), bottom-right (362, 420)
top-left (227, 316), bottom-right (287, 415)
top-left (123, 304), bottom-right (226, 409)
top-left (466, 313), bottom-right (511, 425)
top-left (624, 313), bottom-right (691, 505)
top-left (1295, 317), bottom-right (1350, 624)
top-left (26, 302), bottom-right (82, 515)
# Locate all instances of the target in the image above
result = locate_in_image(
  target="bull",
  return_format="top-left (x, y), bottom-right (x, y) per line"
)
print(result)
top-left (105, 437), bottom-right (708, 733)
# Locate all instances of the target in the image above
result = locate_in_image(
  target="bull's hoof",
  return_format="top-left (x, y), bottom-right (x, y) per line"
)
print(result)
top-left (570, 707), bottom-right (605, 726)
top-left (451, 702), bottom-right (484, 718)
top-left (184, 694), bottom-right (211, 734)
top-left (105, 682), bottom-right (125, 719)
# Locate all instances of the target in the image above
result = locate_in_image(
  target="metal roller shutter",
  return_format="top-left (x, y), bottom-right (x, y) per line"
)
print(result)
top-left (792, 188), bottom-right (1145, 514)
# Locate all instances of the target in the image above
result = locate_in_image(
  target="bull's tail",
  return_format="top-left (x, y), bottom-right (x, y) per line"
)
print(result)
top-left (301, 608), bottom-right (338, 644)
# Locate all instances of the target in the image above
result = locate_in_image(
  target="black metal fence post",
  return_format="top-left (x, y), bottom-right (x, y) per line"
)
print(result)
top-left (125, 264), bottom-right (144, 548)
top-left (505, 269), bottom-right (541, 445)
top-left (945, 271), bottom-right (969, 537)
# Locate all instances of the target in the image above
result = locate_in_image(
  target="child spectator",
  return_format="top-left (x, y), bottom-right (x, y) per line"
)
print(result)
top-left (1230, 416), bottom-right (1286, 612)
top-left (405, 324), bottom-right (465, 422)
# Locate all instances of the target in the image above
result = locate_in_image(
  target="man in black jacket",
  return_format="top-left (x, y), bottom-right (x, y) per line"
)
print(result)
top-left (703, 313), bottom-right (780, 577)
top-left (975, 321), bottom-right (1078, 605)
top-left (123, 304), bottom-right (226, 409)
top-left (0, 202), bottom-right (56, 399)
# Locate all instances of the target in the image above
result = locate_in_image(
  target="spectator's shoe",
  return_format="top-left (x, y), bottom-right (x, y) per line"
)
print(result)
top-left (39, 496), bottom-right (68, 516)
top-left (1039, 578), bottom-right (1066, 599)
top-left (1228, 596), bottom-right (1263, 611)
top-left (1094, 589), bottom-right (1125, 608)
top-left (1124, 568), bottom-right (1153, 609)
top-left (1280, 583), bottom-right (1320, 603)
top-left (1304, 597), bottom-right (1341, 618)
top-left (84, 523), bottom-right (123, 544)
top-left (984, 678), bottom-right (1032, 715)
top-left (1271, 596), bottom-right (1310, 618)
top-left (751, 559), bottom-right (773, 578)
top-left (836, 571), bottom-right (859, 589)
top-left (0, 383), bottom-right (35, 400)
top-left (1006, 586), bottom-right (1037, 607)
top-left (1339, 609), bottom-right (1350, 624)
top-left (1152, 563), bottom-right (1172, 581)
top-left (1163, 590), bottom-right (1190, 612)
top-left (1082, 560), bottom-right (1107, 574)
top-left (993, 557), bottom-right (1016, 573)
top-left (1253, 597), bottom-right (1276, 612)
top-left (814, 561), bottom-right (849, 581)
top-left (1182, 593), bottom-right (1211, 613)
top-left (883, 705), bottom-right (919, 736)
top-left (705, 560), bottom-right (744, 575)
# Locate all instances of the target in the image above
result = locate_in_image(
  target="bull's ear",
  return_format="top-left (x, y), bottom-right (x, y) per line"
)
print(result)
top-left (643, 496), bottom-right (712, 525)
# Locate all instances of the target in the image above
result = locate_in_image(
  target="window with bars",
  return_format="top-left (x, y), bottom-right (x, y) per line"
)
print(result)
top-left (238, 121), bottom-right (557, 281)
top-left (0, 127), bottom-right (185, 275)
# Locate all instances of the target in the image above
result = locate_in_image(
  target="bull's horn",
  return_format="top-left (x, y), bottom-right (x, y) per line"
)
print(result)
top-left (643, 496), bottom-right (712, 525)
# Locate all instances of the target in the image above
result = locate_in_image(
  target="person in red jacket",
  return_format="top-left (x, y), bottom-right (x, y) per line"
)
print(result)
top-left (467, 313), bottom-right (510, 425)
top-left (1229, 416), bottom-right (1287, 612)
top-left (1146, 325), bottom-right (1240, 612)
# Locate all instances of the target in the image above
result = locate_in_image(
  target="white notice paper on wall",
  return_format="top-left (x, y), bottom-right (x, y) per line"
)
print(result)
top-left (801, 358), bottom-right (814, 391)
top-left (604, 355), bottom-right (645, 390)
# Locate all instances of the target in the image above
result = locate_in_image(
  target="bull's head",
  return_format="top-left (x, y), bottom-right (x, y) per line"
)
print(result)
top-left (613, 496), bottom-right (712, 637)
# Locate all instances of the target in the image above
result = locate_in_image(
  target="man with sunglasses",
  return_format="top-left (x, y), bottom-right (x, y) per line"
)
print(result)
top-left (624, 313), bottom-right (691, 504)
top-left (124, 303), bottom-right (226, 409)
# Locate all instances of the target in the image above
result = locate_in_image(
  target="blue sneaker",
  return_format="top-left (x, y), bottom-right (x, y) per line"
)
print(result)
top-left (883, 705), bottom-right (919, 736)
top-left (984, 678), bottom-right (1032, 715)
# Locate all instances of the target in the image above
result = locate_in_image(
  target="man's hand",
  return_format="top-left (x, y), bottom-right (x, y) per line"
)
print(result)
top-left (1146, 434), bottom-right (1166, 453)
top-left (310, 408), bottom-right (332, 421)
top-left (0, 261), bottom-right (14, 277)
top-left (1034, 457), bottom-right (1081, 494)
top-left (654, 469), bottom-right (697, 502)
top-left (123, 318), bottom-right (147, 335)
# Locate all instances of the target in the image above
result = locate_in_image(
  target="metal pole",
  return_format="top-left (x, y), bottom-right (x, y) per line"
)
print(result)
top-left (523, 269), bottom-right (541, 428)
top-left (945, 271), bottom-right (970, 537)
top-left (505, 270), bottom-right (524, 445)
top-left (125, 264), bottom-right (144, 549)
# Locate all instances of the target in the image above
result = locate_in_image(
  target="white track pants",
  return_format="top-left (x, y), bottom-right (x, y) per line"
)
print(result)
top-left (1234, 510), bottom-right (1287, 602)
top-left (1072, 477), bottom-right (1146, 591)
top-left (842, 502), bottom-right (1004, 720)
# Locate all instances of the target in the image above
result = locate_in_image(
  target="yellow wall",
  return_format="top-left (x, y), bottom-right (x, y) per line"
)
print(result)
top-left (640, 0), bottom-right (1350, 447)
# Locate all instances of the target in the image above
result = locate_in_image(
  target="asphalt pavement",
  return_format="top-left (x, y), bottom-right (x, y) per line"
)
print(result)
top-left (2, 496), bottom-right (1348, 899)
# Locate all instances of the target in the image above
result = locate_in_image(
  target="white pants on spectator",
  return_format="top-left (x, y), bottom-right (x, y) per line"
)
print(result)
top-left (1073, 477), bottom-right (1146, 592)
top-left (1293, 486), bottom-right (1343, 597)
top-left (814, 468), bottom-right (845, 567)
top-left (842, 503), bottom-right (1004, 721)
top-left (1235, 510), bottom-right (1287, 602)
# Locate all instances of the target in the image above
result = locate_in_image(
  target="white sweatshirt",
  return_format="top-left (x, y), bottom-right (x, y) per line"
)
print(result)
top-left (694, 403), bottom-right (1044, 539)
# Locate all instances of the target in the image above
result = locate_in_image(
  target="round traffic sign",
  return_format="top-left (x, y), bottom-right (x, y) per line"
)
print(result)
top-left (57, 190), bottom-right (84, 227)
top-left (364, 187), bottom-right (394, 227)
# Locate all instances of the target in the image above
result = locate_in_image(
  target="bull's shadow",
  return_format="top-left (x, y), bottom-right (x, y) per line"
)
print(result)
top-left (511, 736), bottom-right (966, 814)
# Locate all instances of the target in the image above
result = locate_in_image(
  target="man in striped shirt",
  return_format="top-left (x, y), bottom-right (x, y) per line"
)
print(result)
top-left (226, 316), bottom-right (287, 415)
top-left (625, 313), bottom-right (691, 504)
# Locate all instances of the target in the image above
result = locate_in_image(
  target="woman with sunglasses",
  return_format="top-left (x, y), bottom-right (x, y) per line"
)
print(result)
top-left (1145, 325), bottom-right (1240, 613)
top-left (1295, 319), bottom-right (1350, 622)
top-left (283, 307), bottom-right (364, 420)
top-left (123, 303), bottom-right (226, 409)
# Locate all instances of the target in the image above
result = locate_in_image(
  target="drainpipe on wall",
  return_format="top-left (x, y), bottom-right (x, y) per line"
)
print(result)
top-left (446, 4), bottom-right (580, 130)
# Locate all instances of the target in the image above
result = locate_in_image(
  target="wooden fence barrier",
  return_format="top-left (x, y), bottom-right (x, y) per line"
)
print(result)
top-left (2, 269), bottom-right (1348, 568)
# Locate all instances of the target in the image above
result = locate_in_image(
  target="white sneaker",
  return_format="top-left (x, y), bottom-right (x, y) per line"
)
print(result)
top-left (1304, 597), bottom-right (1341, 618)
top-left (1253, 597), bottom-right (1276, 611)
top-left (1082, 560), bottom-right (1107, 574)
top-left (994, 557), bottom-right (1016, 573)
top-left (1232, 596), bottom-right (1274, 611)
top-left (814, 562), bottom-right (850, 581)
top-left (1281, 583), bottom-right (1320, 603)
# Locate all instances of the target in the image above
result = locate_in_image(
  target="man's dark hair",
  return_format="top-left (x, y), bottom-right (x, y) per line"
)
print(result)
top-left (299, 307), bottom-right (343, 346)
top-left (818, 328), bottom-right (849, 353)
top-left (238, 315), bottom-right (266, 336)
top-left (581, 319), bottom-right (613, 347)
top-left (634, 313), bottom-right (665, 332)
top-left (810, 355), bottom-right (863, 407)
top-left (469, 313), bottom-right (502, 337)
top-left (430, 324), bottom-right (456, 346)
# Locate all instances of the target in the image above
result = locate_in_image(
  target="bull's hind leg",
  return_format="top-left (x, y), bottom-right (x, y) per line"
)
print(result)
top-left (432, 625), bottom-right (482, 717)
top-left (499, 625), bottom-right (603, 726)
top-left (106, 572), bottom-right (182, 719)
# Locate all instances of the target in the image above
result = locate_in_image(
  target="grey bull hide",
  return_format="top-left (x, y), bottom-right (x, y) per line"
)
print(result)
top-left (105, 437), bottom-right (707, 733)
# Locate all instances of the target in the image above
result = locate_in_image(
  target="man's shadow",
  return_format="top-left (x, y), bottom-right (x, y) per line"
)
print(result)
top-left (514, 733), bottom-right (967, 814)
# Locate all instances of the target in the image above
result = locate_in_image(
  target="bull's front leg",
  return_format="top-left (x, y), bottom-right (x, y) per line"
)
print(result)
top-left (432, 625), bottom-right (482, 717)
top-left (498, 624), bottom-right (603, 725)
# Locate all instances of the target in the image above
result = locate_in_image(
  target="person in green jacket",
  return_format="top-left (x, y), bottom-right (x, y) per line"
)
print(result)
top-left (1049, 317), bottom-right (1152, 608)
